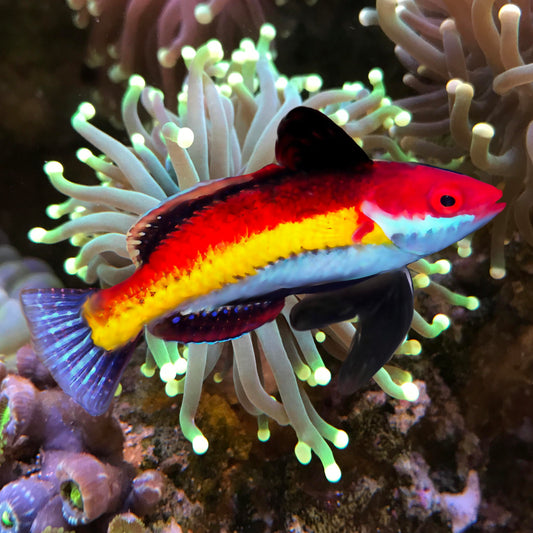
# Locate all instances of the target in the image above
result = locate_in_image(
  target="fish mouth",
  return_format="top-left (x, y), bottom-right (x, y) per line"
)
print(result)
top-left (466, 199), bottom-right (505, 233)
top-left (479, 199), bottom-right (505, 219)
top-left (473, 185), bottom-right (505, 220)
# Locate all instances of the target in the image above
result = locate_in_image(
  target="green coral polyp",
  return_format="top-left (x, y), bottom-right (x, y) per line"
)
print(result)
top-left (1, 509), bottom-right (13, 528)
top-left (0, 398), bottom-right (10, 460)
top-left (62, 481), bottom-right (84, 511)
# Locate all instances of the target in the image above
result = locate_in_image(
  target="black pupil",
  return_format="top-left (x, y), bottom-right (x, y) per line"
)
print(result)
top-left (440, 195), bottom-right (456, 207)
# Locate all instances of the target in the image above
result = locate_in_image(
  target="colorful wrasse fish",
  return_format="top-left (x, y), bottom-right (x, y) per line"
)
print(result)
top-left (21, 106), bottom-right (504, 415)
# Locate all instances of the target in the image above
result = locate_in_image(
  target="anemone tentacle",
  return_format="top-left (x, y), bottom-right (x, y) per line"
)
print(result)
top-left (361, 0), bottom-right (533, 277)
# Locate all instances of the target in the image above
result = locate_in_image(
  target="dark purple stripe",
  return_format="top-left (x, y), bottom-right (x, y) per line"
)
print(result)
top-left (148, 299), bottom-right (285, 343)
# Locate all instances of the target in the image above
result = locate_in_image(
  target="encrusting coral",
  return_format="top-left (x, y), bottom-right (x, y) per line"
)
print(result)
top-left (0, 353), bottom-right (164, 532)
top-left (394, 452), bottom-right (481, 533)
top-left (360, 0), bottom-right (533, 279)
top-left (26, 24), bottom-right (487, 483)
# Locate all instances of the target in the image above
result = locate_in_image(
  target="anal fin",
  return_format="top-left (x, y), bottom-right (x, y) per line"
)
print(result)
top-left (149, 298), bottom-right (285, 343)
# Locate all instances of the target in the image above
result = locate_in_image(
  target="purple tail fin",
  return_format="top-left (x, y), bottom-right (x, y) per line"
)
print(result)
top-left (20, 288), bottom-right (135, 416)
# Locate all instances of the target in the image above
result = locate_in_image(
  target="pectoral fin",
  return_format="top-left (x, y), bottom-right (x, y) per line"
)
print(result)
top-left (290, 268), bottom-right (413, 394)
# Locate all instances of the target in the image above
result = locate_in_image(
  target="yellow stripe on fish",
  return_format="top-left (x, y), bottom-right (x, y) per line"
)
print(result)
top-left (85, 207), bottom-right (391, 350)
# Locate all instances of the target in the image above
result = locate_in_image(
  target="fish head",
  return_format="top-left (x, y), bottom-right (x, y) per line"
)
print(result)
top-left (360, 162), bottom-right (505, 256)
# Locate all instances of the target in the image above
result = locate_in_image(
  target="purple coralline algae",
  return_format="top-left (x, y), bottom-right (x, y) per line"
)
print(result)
top-left (395, 453), bottom-right (480, 533)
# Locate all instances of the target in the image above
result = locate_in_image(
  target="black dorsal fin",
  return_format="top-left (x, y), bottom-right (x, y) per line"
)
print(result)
top-left (275, 106), bottom-right (372, 172)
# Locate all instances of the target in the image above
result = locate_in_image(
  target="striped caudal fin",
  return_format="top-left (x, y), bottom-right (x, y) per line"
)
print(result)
top-left (20, 288), bottom-right (135, 415)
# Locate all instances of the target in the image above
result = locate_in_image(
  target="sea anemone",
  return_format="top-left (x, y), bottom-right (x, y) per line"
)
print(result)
top-left (67, 0), bottom-right (271, 110)
top-left (360, 0), bottom-right (533, 278)
top-left (29, 25), bottom-right (480, 482)
top-left (0, 238), bottom-right (61, 358)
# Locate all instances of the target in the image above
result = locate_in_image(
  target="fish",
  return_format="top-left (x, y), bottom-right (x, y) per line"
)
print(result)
top-left (20, 106), bottom-right (505, 415)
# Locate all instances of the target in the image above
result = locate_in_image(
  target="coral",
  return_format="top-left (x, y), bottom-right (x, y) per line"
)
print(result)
top-left (394, 453), bottom-right (480, 533)
top-left (30, 494), bottom-right (73, 532)
top-left (386, 379), bottom-right (431, 435)
top-left (441, 471), bottom-right (481, 533)
top-left (0, 374), bottom-right (44, 459)
top-left (272, 361), bottom-right (485, 532)
top-left (0, 236), bottom-right (61, 358)
top-left (0, 354), bottom-right (165, 532)
top-left (27, 24), bottom-right (486, 483)
top-left (0, 477), bottom-right (56, 533)
top-left (159, 518), bottom-right (183, 533)
top-left (56, 453), bottom-right (130, 525)
top-left (0, 370), bottom-right (124, 461)
top-left (126, 470), bottom-right (166, 517)
top-left (107, 513), bottom-right (149, 533)
top-left (360, 0), bottom-right (533, 278)
top-left (15, 345), bottom-right (55, 389)
top-left (67, 0), bottom-right (271, 111)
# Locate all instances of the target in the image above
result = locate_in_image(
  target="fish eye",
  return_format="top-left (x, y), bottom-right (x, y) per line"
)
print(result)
top-left (429, 186), bottom-right (462, 214)
top-left (440, 195), bottom-right (456, 207)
